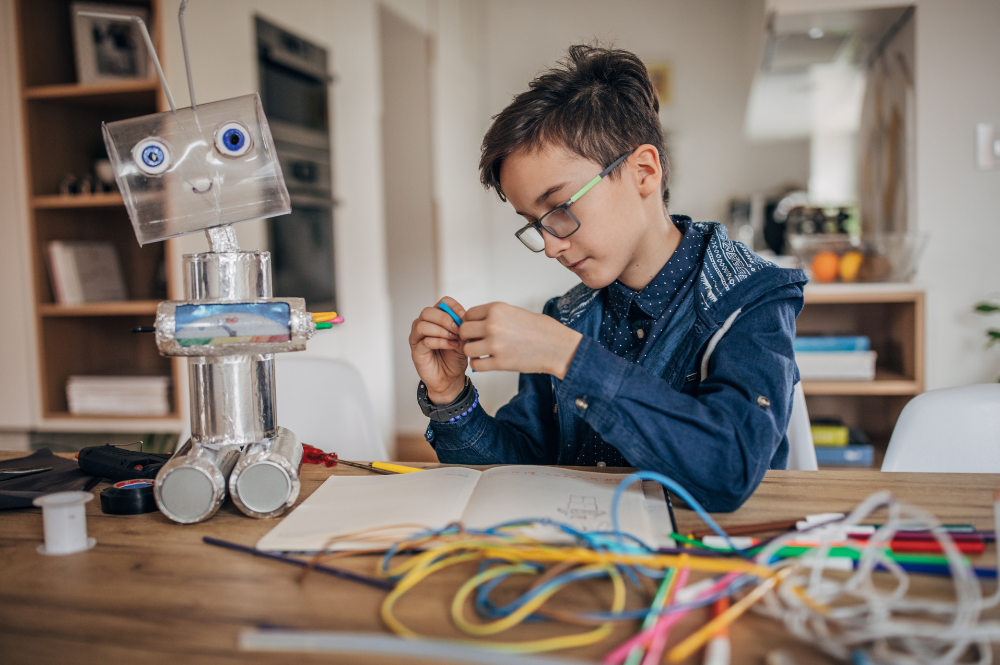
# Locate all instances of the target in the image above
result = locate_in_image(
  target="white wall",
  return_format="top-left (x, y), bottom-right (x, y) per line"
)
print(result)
top-left (379, 0), bottom-right (509, 421)
top-left (160, 0), bottom-right (396, 448)
top-left (912, 0), bottom-right (1000, 388)
top-left (380, 7), bottom-right (437, 436)
top-left (0, 0), bottom-right (40, 434)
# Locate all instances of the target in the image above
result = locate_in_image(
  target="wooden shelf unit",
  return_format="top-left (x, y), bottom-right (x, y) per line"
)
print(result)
top-left (38, 300), bottom-right (161, 317)
top-left (33, 193), bottom-right (126, 209)
top-left (15, 0), bottom-right (182, 428)
top-left (24, 79), bottom-right (160, 100)
top-left (798, 283), bottom-right (925, 467)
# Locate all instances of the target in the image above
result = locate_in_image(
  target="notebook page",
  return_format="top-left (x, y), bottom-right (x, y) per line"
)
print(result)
top-left (459, 466), bottom-right (654, 545)
top-left (641, 480), bottom-right (676, 550)
top-left (256, 466), bottom-right (482, 552)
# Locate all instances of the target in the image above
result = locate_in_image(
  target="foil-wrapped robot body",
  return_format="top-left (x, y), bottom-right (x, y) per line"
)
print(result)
top-left (93, 5), bottom-right (315, 524)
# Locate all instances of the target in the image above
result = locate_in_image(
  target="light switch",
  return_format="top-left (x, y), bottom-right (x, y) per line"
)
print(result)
top-left (976, 123), bottom-right (1000, 169)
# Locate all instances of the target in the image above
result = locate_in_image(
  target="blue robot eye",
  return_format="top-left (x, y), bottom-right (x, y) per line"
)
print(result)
top-left (131, 139), bottom-right (171, 175)
top-left (142, 145), bottom-right (164, 166)
top-left (223, 128), bottom-right (244, 150)
top-left (215, 121), bottom-right (252, 157)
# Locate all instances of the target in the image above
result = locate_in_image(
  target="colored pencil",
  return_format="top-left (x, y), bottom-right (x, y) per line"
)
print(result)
top-left (203, 536), bottom-right (395, 591)
top-left (690, 519), bottom-right (799, 539)
top-left (334, 459), bottom-right (395, 475)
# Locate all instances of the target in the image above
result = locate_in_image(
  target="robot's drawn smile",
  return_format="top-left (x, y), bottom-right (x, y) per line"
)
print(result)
top-left (190, 179), bottom-right (213, 194)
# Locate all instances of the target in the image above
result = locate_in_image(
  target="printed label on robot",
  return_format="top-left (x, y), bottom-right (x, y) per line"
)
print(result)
top-left (175, 302), bottom-right (291, 347)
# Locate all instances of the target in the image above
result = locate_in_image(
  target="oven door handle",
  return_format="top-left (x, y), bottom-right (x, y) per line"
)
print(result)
top-left (289, 194), bottom-right (338, 209)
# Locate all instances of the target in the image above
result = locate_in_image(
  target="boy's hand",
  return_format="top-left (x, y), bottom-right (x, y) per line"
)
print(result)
top-left (460, 302), bottom-right (583, 379)
top-left (409, 297), bottom-right (468, 404)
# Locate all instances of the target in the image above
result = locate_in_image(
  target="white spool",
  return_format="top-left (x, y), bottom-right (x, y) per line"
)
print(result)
top-left (33, 491), bottom-right (96, 556)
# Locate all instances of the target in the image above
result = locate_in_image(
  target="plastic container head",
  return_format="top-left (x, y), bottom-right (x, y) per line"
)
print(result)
top-left (33, 491), bottom-right (96, 555)
top-left (102, 93), bottom-right (291, 245)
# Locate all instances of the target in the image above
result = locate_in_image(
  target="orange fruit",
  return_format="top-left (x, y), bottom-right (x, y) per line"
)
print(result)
top-left (811, 251), bottom-right (840, 283)
top-left (839, 251), bottom-right (864, 282)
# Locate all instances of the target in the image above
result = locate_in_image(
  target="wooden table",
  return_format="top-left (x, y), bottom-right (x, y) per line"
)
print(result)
top-left (2, 452), bottom-right (998, 664)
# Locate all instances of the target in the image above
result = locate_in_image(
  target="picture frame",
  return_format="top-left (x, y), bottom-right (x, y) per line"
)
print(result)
top-left (71, 2), bottom-right (151, 84)
top-left (646, 63), bottom-right (673, 107)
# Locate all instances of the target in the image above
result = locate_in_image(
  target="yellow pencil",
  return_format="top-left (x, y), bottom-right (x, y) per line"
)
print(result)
top-left (372, 461), bottom-right (423, 474)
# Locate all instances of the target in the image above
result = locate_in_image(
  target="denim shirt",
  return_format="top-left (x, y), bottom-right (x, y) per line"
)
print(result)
top-left (426, 219), bottom-right (807, 512)
top-left (587, 219), bottom-right (706, 467)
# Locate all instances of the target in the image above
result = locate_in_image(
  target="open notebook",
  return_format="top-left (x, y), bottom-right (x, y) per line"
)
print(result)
top-left (257, 465), bottom-right (675, 553)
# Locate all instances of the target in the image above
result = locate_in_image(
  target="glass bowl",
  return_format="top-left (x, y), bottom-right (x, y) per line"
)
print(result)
top-left (787, 232), bottom-right (927, 283)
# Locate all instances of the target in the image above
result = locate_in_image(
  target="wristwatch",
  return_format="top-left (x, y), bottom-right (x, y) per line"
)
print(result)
top-left (417, 377), bottom-right (477, 422)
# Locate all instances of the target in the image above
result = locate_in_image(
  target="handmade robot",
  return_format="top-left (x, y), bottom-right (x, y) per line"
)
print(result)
top-left (90, 3), bottom-right (318, 524)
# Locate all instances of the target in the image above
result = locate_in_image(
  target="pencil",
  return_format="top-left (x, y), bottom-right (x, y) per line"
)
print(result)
top-left (202, 537), bottom-right (394, 591)
top-left (690, 519), bottom-right (799, 539)
top-left (335, 460), bottom-right (395, 475)
top-left (371, 461), bottom-right (422, 474)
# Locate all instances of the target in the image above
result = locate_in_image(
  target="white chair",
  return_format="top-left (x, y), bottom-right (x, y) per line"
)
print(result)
top-left (275, 356), bottom-right (389, 461)
top-left (881, 384), bottom-right (1000, 472)
top-left (786, 381), bottom-right (818, 470)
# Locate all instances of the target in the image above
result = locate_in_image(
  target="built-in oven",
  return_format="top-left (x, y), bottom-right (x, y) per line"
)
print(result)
top-left (256, 17), bottom-right (336, 311)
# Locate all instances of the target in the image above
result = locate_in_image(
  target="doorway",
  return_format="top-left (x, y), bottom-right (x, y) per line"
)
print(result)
top-left (379, 6), bottom-right (438, 458)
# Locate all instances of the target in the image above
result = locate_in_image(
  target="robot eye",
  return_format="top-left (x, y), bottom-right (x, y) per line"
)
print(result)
top-left (132, 139), bottom-right (171, 175)
top-left (214, 121), bottom-right (252, 157)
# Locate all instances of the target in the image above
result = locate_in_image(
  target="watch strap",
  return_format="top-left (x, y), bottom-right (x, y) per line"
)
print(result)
top-left (418, 377), bottom-right (477, 422)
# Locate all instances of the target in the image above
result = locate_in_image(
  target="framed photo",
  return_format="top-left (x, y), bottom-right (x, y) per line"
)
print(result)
top-left (71, 3), bottom-right (151, 84)
top-left (646, 63), bottom-right (672, 107)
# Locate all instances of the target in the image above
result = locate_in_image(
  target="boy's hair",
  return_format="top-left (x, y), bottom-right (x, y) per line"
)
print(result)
top-left (480, 44), bottom-right (669, 207)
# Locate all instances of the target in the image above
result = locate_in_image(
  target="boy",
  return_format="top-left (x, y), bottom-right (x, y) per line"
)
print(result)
top-left (409, 45), bottom-right (806, 512)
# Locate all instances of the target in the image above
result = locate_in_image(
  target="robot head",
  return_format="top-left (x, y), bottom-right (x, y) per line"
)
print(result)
top-left (103, 93), bottom-right (290, 245)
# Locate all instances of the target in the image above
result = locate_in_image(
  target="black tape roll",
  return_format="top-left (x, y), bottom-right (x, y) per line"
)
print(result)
top-left (100, 479), bottom-right (157, 515)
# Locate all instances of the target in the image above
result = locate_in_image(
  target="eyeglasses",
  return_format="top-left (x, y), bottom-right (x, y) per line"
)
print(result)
top-left (514, 148), bottom-right (637, 252)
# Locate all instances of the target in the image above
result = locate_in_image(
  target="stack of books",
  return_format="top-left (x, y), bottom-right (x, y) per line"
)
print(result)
top-left (794, 335), bottom-right (877, 381)
top-left (66, 376), bottom-right (171, 416)
top-left (811, 422), bottom-right (875, 467)
top-left (46, 240), bottom-right (127, 305)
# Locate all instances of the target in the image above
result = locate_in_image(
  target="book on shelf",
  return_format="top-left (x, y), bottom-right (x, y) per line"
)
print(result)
top-left (795, 351), bottom-right (877, 381)
top-left (814, 444), bottom-right (875, 467)
top-left (46, 240), bottom-right (127, 305)
top-left (794, 336), bottom-right (870, 353)
top-left (811, 424), bottom-right (850, 446)
top-left (66, 375), bottom-right (170, 416)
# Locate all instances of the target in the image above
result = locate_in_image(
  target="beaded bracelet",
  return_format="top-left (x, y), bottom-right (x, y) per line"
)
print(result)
top-left (448, 387), bottom-right (479, 423)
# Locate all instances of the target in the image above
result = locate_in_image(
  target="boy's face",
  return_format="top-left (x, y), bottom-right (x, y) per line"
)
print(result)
top-left (500, 143), bottom-right (647, 290)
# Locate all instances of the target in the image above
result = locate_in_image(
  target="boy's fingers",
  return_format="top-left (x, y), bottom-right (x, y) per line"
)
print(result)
top-left (437, 296), bottom-right (468, 321)
top-left (409, 321), bottom-right (454, 346)
top-left (420, 337), bottom-right (459, 351)
top-left (462, 339), bottom-right (492, 359)
top-left (463, 303), bottom-right (493, 321)
top-left (419, 306), bottom-right (460, 333)
top-left (413, 320), bottom-right (458, 343)
top-left (458, 320), bottom-right (487, 341)
top-left (469, 356), bottom-right (496, 372)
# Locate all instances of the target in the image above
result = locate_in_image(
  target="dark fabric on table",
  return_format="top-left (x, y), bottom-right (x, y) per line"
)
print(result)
top-left (0, 448), bottom-right (100, 509)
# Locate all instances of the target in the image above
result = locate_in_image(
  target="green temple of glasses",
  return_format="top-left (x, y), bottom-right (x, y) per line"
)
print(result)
top-left (567, 147), bottom-right (637, 205)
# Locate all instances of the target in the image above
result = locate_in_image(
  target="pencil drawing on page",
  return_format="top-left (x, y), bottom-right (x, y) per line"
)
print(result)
top-left (557, 495), bottom-right (611, 532)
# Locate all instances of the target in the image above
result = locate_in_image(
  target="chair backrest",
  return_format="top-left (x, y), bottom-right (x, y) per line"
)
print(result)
top-left (786, 381), bottom-right (818, 471)
top-left (275, 356), bottom-right (389, 461)
top-left (881, 384), bottom-right (1000, 472)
